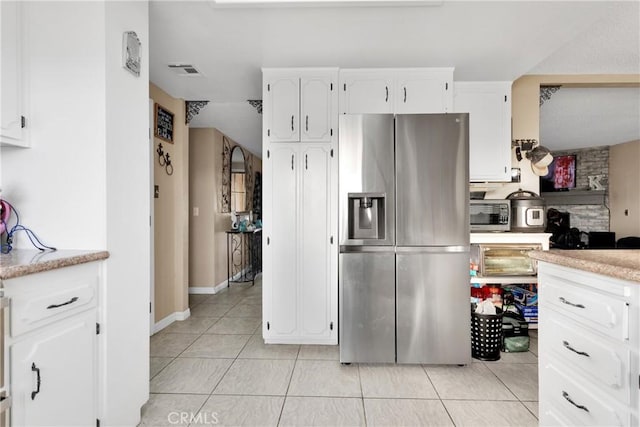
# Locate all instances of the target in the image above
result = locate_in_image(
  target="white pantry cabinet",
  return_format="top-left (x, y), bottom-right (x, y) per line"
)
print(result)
top-left (3, 262), bottom-right (101, 426)
top-left (454, 82), bottom-right (511, 182)
top-left (339, 68), bottom-right (454, 114)
top-left (537, 262), bottom-right (639, 426)
top-left (262, 143), bottom-right (337, 344)
top-left (263, 68), bottom-right (338, 143)
top-left (0, 1), bottom-right (28, 147)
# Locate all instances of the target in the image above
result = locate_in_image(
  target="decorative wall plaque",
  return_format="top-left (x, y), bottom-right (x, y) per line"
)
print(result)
top-left (122, 31), bottom-right (141, 77)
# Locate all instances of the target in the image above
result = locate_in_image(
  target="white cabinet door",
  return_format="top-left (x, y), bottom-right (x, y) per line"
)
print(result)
top-left (300, 145), bottom-right (333, 339)
top-left (454, 82), bottom-right (511, 182)
top-left (263, 145), bottom-right (298, 338)
top-left (395, 70), bottom-right (453, 114)
top-left (0, 1), bottom-right (27, 147)
top-left (265, 77), bottom-right (299, 142)
top-left (10, 310), bottom-right (96, 427)
top-left (301, 76), bottom-right (333, 143)
top-left (340, 71), bottom-right (394, 114)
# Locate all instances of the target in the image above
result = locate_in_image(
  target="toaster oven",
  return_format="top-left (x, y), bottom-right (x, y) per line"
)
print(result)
top-left (471, 243), bottom-right (542, 276)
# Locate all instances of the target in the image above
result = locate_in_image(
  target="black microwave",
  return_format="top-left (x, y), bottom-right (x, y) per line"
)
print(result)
top-left (470, 200), bottom-right (511, 232)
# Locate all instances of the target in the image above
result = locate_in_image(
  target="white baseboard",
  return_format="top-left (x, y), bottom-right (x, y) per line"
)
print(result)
top-left (189, 280), bottom-right (228, 295)
top-left (153, 308), bottom-right (191, 334)
top-left (189, 269), bottom-right (259, 295)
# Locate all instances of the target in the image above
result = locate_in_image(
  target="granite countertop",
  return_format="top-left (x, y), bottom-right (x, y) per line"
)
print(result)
top-left (0, 249), bottom-right (110, 280)
top-left (529, 249), bottom-right (640, 283)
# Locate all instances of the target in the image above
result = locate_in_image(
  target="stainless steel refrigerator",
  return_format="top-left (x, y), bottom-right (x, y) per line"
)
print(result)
top-left (339, 113), bottom-right (470, 364)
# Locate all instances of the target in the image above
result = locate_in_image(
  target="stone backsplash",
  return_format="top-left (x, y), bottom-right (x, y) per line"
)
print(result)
top-left (546, 146), bottom-right (609, 232)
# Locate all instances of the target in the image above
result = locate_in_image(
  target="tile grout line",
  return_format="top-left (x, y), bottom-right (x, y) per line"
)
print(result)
top-left (275, 348), bottom-right (299, 426)
top-left (421, 364), bottom-right (457, 426)
top-left (357, 363), bottom-right (368, 427)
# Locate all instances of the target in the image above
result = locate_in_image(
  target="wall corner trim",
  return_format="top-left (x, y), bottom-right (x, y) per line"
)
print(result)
top-left (153, 308), bottom-right (191, 334)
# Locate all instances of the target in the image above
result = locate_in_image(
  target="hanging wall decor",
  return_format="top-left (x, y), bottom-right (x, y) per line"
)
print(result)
top-left (221, 136), bottom-right (232, 213)
top-left (122, 31), bottom-right (141, 77)
top-left (155, 103), bottom-right (174, 143)
top-left (185, 100), bottom-right (210, 124)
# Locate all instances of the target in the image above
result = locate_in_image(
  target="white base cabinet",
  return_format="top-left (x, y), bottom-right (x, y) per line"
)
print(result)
top-left (454, 82), bottom-right (511, 182)
top-left (262, 142), bottom-right (337, 344)
top-left (10, 310), bottom-right (96, 427)
top-left (538, 262), bottom-right (639, 426)
top-left (339, 68), bottom-right (453, 114)
top-left (3, 262), bottom-right (101, 426)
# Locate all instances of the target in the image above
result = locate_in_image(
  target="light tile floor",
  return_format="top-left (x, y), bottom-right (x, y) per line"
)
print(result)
top-left (141, 278), bottom-right (538, 426)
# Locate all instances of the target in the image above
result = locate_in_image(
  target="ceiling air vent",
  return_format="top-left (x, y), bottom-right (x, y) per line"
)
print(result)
top-left (168, 63), bottom-right (203, 77)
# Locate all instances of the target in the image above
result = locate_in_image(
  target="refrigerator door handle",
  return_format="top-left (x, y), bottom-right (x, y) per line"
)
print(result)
top-left (339, 245), bottom-right (396, 253)
top-left (396, 246), bottom-right (470, 253)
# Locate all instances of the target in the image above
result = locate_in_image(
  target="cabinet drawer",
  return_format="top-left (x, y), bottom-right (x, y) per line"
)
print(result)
top-left (541, 361), bottom-right (630, 426)
top-left (542, 277), bottom-right (628, 340)
top-left (4, 263), bottom-right (99, 337)
top-left (542, 313), bottom-right (631, 404)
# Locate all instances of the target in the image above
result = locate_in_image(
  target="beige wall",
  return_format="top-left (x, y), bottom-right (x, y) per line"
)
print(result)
top-left (482, 74), bottom-right (640, 199)
top-left (150, 83), bottom-right (189, 322)
top-left (190, 128), bottom-right (262, 289)
top-left (610, 139), bottom-right (640, 239)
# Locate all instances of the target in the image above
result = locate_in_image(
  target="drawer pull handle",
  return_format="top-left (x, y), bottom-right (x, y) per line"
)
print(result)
top-left (563, 340), bottom-right (590, 357)
top-left (559, 297), bottom-right (585, 309)
top-left (47, 296), bottom-right (79, 309)
top-left (31, 363), bottom-right (41, 400)
top-left (562, 391), bottom-right (589, 413)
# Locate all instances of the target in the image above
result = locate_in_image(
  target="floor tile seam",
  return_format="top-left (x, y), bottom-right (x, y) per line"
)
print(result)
top-left (171, 328), bottom-right (207, 359)
top-left (149, 354), bottom-right (179, 382)
top-left (277, 356), bottom-right (299, 426)
top-left (482, 362), bottom-right (525, 401)
top-left (420, 364), bottom-right (445, 402)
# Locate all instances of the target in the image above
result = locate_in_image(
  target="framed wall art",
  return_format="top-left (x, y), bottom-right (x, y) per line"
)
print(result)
top-left (154, 103), bottom-right (174, 143)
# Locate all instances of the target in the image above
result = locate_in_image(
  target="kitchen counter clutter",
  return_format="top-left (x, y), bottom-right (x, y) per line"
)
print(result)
top-left (529, 249), bottom-right (640, 283)
top-left (0, 249), bottom-right (109, 280)
top-left (532, 249), bottom-right (640, 426)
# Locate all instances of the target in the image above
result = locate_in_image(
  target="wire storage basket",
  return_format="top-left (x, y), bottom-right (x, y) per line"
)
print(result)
top-left (471, 311), bottom-right (504, 361)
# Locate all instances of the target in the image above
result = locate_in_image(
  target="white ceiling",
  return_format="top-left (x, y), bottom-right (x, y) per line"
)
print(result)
top-left (149, 1), bottom-right (640, 157)
top-left (540, 87), bottom-right (640, 151)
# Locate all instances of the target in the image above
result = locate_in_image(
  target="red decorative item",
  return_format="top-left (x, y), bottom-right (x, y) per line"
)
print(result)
top-left (0, 199), bottom-right (10, 234)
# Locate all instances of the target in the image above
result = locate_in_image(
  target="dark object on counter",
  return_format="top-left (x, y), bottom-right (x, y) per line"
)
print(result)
top-left (507, 190), bottom-right (546, 232)
top-left (617, 236), bottom-right (640, 249)
top-left (587, 231), bottom-right (616, 249)
top-left (545, 209), bottom-right (584, 249)
top-left (471, 308), bottom-right (503, 361)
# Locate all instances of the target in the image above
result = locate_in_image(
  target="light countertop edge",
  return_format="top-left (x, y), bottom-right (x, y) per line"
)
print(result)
top-left (0, 249), bottom-right (110, 280)
top-left (529, 249), bottom-right (640, 283)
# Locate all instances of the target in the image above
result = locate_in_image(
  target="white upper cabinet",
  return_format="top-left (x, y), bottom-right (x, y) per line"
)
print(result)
top-left (0, 1), bottom-right (28, 147)
top-left (395, 69), bottom-right (453, 113)
top-left (339, 70), bottom-right (394, 114)
top-left (263, 68), bottom-right (338, 143)
top-left (265, 76), bottom-right (300, 142)
top-left (339, 68), bottom-right (453, 114)
top-left (454, 81), bottom-right (512, 182)
top-left (300, 76), bottom-right (334, 142)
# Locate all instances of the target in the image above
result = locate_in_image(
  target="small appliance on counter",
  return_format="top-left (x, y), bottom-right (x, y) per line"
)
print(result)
top-left (507, 190), bottom-right (546, 232)
top-left (470, 199), bottom-right (511, 232)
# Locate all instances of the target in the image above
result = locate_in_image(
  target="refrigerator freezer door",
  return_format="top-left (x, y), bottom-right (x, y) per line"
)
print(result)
top-left (339, 114), bottom-right (395, 246)
top-left (396, 248), bottom-right (471, 364)
top-left (339, 251), bottom-right (395, 363)
top-left (395, 114), bottom-right (469, 246)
